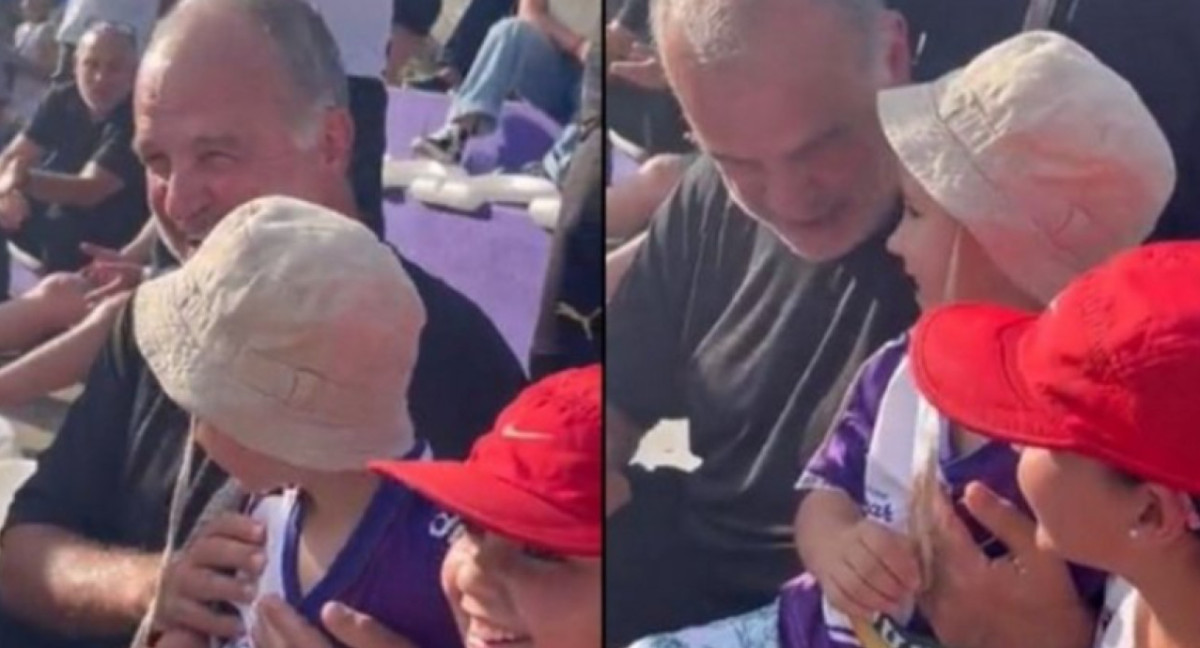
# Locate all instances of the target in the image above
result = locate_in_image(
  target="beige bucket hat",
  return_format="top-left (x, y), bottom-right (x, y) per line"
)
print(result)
top-left (879, 30), bottom-right (1175, 302)
top-left (133, 196), bottom-right (426, 471)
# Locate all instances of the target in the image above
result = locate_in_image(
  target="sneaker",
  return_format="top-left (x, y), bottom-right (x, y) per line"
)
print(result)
top-left (407, 73), bottom-right (455, 93)
top-left (412, 124), bottom-right (468, 165)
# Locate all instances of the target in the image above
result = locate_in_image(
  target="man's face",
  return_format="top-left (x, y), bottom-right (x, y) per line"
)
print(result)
top-left (662, 3), bottom-right (909, 262)
top-left (75, 30), bottom-right (137, 117)
top-left (133, 28), bottom-right (352, 257)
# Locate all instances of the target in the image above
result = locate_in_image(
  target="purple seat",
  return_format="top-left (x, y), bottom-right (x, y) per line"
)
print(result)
top-left (384, 89), bottom-right (558, 371)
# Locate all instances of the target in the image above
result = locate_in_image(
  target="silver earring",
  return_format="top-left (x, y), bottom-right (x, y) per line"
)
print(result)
top-left (1129, 528), bottom-right (1141, 540)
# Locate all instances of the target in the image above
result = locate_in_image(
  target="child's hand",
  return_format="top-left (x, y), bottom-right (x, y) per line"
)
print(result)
top-left (811, 518), bottom-right (924, 621)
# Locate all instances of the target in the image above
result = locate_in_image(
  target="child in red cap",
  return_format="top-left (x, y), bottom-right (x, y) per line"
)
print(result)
top-left (371, 364), bottom-right (601, 648)
top-left (910, 242), bottom-right (1200, 648)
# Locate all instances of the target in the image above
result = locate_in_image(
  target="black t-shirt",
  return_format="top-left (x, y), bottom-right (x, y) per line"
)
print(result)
top-left (0, 257), bottom-right (525, 648)
top-left (891, 0), bottom-right (1200, 242)
top-left (608, 158), bottom-right (918, 586)
top-left (24, 82), bottom-right (149, 242)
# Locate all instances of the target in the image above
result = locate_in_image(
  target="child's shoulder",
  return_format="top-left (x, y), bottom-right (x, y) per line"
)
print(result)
top-left (376, 478), bottom-right (462, 545)
top-left (848, 333), bottom-right (912, 401)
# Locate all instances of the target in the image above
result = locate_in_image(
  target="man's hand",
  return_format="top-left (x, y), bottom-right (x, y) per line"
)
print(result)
top-left (606, 470), bottom-right (631, 517)
top-left (80, 242), bottom-right (146, 304)
top-left (155, 513), bottom-right (266, 639)
top-left (0, 161), bottom-right (28, 195)
top-left (26, 273), bottom-right (91, 330)
top-left (808, 518), bottom-right (923, 621)
top-left (610, 45), bottom-right (668, 90)
top-left (0, 190), bottom-right (30, 231)
top-left (575, 39), bottom-right (592, 65)
top-left (918, 483), bottom-right (1093, 648)
top-left (606, 22), bottom-right (637, 63)
top-left (251, 596), bottom-right (417, 648)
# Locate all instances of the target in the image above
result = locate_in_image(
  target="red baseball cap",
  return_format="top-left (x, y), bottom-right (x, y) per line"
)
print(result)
top-left (910, 242), bottom-right (1200, 494)
top-left (370, 365), bottom-right (601, 556)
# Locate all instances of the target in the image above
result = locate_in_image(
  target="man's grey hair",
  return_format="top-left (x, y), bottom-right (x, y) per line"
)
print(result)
top-left (152, 0), bottom-right (349, 143)
top-left (650, 0), bottom-right (886, 66)
top-left (77, 20), bottom-right (140, 55)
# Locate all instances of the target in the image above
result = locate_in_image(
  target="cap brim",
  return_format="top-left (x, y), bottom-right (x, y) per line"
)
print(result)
top-left (370, 460), bottom-right (601, 557)
top-left (910, 303), bottom-right (1074, 450)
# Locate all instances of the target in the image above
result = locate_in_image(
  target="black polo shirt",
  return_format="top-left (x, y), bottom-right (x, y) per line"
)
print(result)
top-left (607, 157), bottom-right (919, 594)
top-left (24, 82), bottom-right (148, 244)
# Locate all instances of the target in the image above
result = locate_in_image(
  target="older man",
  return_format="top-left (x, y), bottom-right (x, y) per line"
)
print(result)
top-left (0, 2), bottom-right (525, 647)
top-left (0, 22), bottom-right (147, 288)
top-left (605, 0), bottom-right (1097, 645)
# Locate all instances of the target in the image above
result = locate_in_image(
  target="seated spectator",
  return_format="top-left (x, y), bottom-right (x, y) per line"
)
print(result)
top-left (0, 2), bottom-right (524, 648)
top-left (5, 0), bottom-right (57, 126)
top-left (50, 0), bottom-right (164, 81)
top-left (629, 31), bottom-right (1173, 647)
top-left (0, 21), bottom-right (146, 286)
top-left (604, 0), bottom-right (688, 156)
top-left (412, 0), bottom-right (598, 164)
top-left (407, 0), bottom-right (515, 93)
top-left (385, 0), bottom-right (443, 84)
top-left (246, 365), bottom-right (602, 648)
top-left (910, 242), bottom-right (1200, 648)
top-left (143, 196), bottom-right (458, 648)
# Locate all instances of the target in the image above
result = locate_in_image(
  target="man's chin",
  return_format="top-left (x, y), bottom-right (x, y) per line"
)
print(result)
top-left (771, 220), bottom-right (863, 263)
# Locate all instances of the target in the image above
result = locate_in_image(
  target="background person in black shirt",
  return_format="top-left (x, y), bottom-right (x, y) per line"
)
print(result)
top-left (605, 0), bottom-right (1099, 645)
top-left (0, 22), bottom-right (145, 290)
top-left (0, 2), bottom-right (525, 648)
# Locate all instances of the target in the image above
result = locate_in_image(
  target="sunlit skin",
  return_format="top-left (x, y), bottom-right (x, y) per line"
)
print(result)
top-left (659, 0), bottom-right (910, 261)
top-left (440, 523), bottom-right (600, 648)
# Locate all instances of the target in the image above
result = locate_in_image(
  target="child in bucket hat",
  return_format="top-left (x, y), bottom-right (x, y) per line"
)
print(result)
top-left (909, 242), bottom-right (1200, 648)
top-left (136, 196), bottom-right (461, 648)
top-left (628, 30), bottom-right (1174, 648)
top-left (370, 364), bottom-right (601, 648)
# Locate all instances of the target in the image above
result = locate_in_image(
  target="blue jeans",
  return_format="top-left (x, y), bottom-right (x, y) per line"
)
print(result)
top-left (450, 17), bottom-right (581, 129)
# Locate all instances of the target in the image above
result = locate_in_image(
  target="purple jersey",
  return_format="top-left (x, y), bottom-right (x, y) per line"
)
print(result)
top-left (223, 441), bottom-right (463, 648)
top-left (780, 336), bottom-right (1106, 647)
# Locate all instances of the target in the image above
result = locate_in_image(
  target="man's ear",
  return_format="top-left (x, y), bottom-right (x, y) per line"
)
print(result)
top-left (877, 9), bottom-right (912, 87)
top-left (317, 107), bottom-right (355, 173)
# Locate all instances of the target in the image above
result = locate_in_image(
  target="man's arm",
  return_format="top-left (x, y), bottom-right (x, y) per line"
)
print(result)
top-left (605, 405), bottom-right (648, 515)
top-left (22, 161), bottom-right (125, 208)
top-left (0, 134), bottom-right (43, 187)
top-left (605, 232), bottom-right (644, 303)
top-left (0, 304), bottom-right (155, 638)
top-left (0, 524), bottom-right (159, 637)
top-left (0, 292), bottom-right (128, 407)
top-left (518, 0), bottom-right (587, 60)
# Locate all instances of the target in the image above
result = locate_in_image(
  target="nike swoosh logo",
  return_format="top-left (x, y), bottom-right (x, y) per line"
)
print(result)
top-left (501, 425), bottom-right (554, 441)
